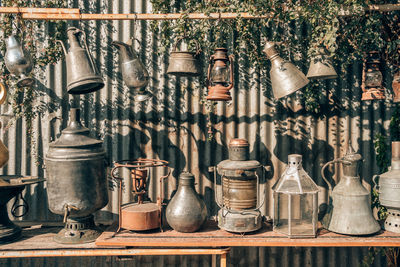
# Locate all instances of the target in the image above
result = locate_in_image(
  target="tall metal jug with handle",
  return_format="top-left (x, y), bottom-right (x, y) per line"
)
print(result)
top-left (112, 38), bottom-right (150, 102)
top-left (57, 27), bottom-right (104, 95)
top-left (321, 143), bottom-right (380, 235)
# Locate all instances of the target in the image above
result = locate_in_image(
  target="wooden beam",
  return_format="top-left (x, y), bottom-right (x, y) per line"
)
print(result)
top-left (0, 4), bottom-right (399, 21)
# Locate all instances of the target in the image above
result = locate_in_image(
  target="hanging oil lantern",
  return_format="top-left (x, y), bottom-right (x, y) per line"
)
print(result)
top-left (45, 108), bottom-right (109, 244)
top-left (321, 143), bottom-right (380, 235)
top-left (272, 154), bottom-right (319, 238)
top-left (263, 42), bottom-right (309, 99)
top-left (206, 48), bottom-right (234, 101)
top-left (211, 139), bottom-right (265, 233)
top-left (361, 51), bottom-right (385, 101)
top-left (111, 159), bottom-right (170, 233)
top-left (374, 141), bottom-right (400, 233)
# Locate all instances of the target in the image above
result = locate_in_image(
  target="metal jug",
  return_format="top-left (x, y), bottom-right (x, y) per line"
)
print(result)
top-left (112, 39), bottom-right (150, 102)
top-left (4, 35), bottom-right (34, 88)
top-left (166, 172), bottom-right (207, 233)
top-left (321, 143), bottom-right (380, 235)
top-left (57, 27), bottom-right (104, 95)
top-left (167, 37), bottom-right (201, 77)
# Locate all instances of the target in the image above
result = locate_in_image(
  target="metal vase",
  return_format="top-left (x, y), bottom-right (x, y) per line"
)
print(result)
top-left (263, 42), bottom-right (309, 99)
top-left (321, 144), bottom-right (380, 235)
top-left (167, 37), bottom-right (201, 77)
top-left (4, 35), bottom-right (34, 88)
top-left (374, 142), bottom-right (400, 233)
top-left (166, 172), bottom-right (207, 232)
top-left (57, 27), bottom-right (104, 95)
top-left (112, 39), bottom-right (150, 102)
top-left (45, 108), bottom-right (108, 243)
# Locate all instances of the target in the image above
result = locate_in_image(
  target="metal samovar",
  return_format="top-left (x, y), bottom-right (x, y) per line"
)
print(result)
top-left (111, 159), bottom-right (170, 233)
top-left (211, 139), bottom-right (265, 233)
top-left (321, 143), bottom-right (380, 235)
top-left (45, 108), bottom-right (108, 244)
top-left (374, 141), bottom-right (400, 233)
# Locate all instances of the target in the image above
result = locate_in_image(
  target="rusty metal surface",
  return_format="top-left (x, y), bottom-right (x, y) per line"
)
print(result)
top-left (0, 0), bottom-right (393, 266)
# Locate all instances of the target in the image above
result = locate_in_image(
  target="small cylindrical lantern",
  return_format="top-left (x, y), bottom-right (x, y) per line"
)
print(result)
top-left (212, 138), bottom-right (264, 233)
top-left (272, 154), bottom-right (319, 238)
top-left (206, 48), bottom-right (234, 101)
top-left (361, 51), bottom-right (385, 101)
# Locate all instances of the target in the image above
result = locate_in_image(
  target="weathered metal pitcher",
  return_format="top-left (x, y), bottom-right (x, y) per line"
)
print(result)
top-left (167, 37), bottom-right (201, 77)
top-left (112, 39), bottom-right (150, 102)
top-left (4, 35), bottom-right (34, 87)
top-left (321, 144), bottom-right (380, 235)
top-left (57, 27), bottom-right (104, 94)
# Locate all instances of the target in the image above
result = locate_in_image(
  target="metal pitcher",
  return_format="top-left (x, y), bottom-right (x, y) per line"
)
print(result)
top-left (4, 35), bottom-right (34, 88)
top-left (112, 38), bottom-right (151, 102)
top-left (57, 27), bottom-right (104, 95)
top-left (321, 143), bottom-right (380, 235)
top-left (167, 37), bottom-right (201, 77)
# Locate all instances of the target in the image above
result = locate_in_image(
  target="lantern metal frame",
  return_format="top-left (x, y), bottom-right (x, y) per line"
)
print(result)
top-left (272, 154), bottom-right (319, 239)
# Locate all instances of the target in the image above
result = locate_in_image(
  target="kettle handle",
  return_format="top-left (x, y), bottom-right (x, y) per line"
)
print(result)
top-left (56, 40), bottom-right (67, 55)
top-left (172, 36), bottom-right (201, 55)
top-left (321, 159), bottom-right (342, 192)
top-left (76, 29), bottom-right (100, 75)
top-left (372, 174), bottom-right (380, 192)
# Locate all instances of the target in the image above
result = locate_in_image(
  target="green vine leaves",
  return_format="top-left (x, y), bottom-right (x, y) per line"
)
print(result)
top-left (150, 0), bottom-right (400, 117)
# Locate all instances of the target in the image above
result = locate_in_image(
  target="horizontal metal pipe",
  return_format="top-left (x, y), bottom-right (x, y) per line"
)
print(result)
top-left (0, 4), bottom-right (399, 21)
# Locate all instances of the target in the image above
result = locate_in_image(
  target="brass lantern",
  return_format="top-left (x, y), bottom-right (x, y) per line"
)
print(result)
top-left (361, 51), bottom-right (385, 101)
top-left (272, 154), bottom-right (319, 238)
top-left (206, 48), bottom-right (234, 101)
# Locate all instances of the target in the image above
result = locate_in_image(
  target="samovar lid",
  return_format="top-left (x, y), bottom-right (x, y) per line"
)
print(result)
top-left (49, 108), bottom-right (102, 148)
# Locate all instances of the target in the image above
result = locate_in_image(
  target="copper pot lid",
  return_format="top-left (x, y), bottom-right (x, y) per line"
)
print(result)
top-left (229, 138), bottom-right (249, 148)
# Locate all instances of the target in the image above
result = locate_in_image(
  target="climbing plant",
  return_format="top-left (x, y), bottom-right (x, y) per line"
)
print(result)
top-left (150, 0), bottom-right (400, 116)
top-left (0, 0), bottom-right (68, 136)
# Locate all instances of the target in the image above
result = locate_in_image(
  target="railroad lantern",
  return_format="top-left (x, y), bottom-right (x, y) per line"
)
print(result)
top-left (211, 138), bottom-right (265, 233)
top-left (272, 154), bottom-right (319, 238)
top-left (206, 48), bottom-right (234, 101)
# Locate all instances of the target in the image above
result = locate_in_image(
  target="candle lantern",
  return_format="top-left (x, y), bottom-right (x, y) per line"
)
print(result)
top-left (263, 42), bottom-right (309, 99)
top-left (361, 51), bottom-right (385, 100)
top-left (206, 48), bottom-right (234, 101)
top-left (211, 139), bottom-right (265, 233)
top-left (111, 159), bottom-right (170, 233)
top-left (272, 154), bottom-right (319, 238)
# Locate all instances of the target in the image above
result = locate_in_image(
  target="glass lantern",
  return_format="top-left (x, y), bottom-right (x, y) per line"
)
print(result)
top-left (206, 48), bottom-right (234, 101)
top-left (272, 154), bottom-right (319, 238)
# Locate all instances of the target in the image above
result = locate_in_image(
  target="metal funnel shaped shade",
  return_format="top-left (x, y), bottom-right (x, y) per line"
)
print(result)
top-left (264, 42), bottom-right (309, 99)
top-left (306, 54), bottom-right (337, 80)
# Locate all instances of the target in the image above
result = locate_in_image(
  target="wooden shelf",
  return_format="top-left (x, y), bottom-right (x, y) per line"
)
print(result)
top-left (96, 221), bottom-right (400, 248)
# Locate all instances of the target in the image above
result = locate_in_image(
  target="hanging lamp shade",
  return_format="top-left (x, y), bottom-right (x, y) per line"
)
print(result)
top-left (306, 48), bottom-right (337, 80)
top-left (263, 42), bottom-right (309, 99)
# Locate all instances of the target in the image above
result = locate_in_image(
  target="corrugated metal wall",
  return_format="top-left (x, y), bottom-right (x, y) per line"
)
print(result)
top-left (0, 0), bottom-right (394, 266)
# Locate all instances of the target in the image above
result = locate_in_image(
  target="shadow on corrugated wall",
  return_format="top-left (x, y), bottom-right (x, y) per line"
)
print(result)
top-left (0, 0), bottom-right (394, 266)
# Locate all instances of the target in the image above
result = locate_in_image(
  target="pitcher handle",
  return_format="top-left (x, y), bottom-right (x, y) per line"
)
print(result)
top-left (321, 159), bottom-right (342, 192)
top-left (56, 40), bottom-right (67, 55)
top-left (76, 29), bottom-right (100, 75)
top-left (372, 174), bottom-right (380, 192)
